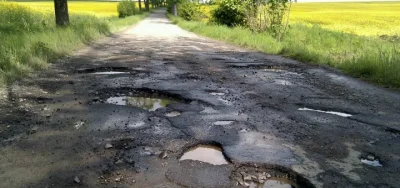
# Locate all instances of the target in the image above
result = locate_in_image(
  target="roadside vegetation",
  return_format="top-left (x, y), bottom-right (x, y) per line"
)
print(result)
top-left (15, 1), bottom-right (148, 17)
top-left (169, 1), bottom-right (400, 88)
top-left (0, 1), bottom-right (153, 86)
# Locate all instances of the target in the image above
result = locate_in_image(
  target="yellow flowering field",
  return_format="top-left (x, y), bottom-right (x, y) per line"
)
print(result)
top-left (16, 1), bottom-right (146, 17)
top-left (201, 2), bottom-right (400, 36)
top-left (290, 2), bottom-right (400, 36)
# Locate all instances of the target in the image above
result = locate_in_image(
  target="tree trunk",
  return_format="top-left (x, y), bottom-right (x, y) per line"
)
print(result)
top-left (139, 0), bottom-right (142, 11)
top-left (172, 4), bottom-right (177, 16)
top-left (145, 0), bottom-right (150, 11)
top-left (54, 0), bottom-right (69, 26)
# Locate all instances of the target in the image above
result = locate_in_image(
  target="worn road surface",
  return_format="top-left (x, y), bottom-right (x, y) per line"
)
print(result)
top-left (1, 9), bottom-right (399, 188)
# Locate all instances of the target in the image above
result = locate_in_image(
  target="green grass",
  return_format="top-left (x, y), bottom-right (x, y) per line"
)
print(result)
top-left (0, 2), bottom-right (149, 86)
top-left (169, 15), bottom-right (400, 89)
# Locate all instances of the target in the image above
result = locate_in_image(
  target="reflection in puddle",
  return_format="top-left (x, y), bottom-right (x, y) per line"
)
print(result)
top-left (298, 107), bottom-right (352, 117)
top-left (165, 111), bottom-right (181, 117)
top-left (361, 155), bottom-right (382, 167)
top-left (179, 145), bottom-right (228, 165)
top-left (91, 71), bottom-right (127, 75)
top-left (213, 121), bottom-right (234, 126)
top-left (106, 96), bottom-right (174, 111)
top-left (210, 92), bottom-right (225, 96)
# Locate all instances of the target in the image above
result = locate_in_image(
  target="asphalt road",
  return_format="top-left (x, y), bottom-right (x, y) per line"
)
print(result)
top-left (0, 9), bottom-right (399, 188)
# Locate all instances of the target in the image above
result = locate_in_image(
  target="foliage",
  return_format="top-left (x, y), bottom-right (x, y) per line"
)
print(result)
top-left (150, 0), bottom-right (164, 8)
top-left (177, 1), bottom-right (203, 21)
top-left (117, 0), bottom-right (137, 18)
top-left (244, 0), bottom-right (291, 40)
top-left (211, 0), bottom-right (245, 27)
top-left (169, 15), bottom-right (400, 88)
top-left (166, 0), bottom-right (182, 13)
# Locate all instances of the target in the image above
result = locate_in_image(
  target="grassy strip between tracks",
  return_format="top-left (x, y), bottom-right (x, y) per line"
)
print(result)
top-left (0, 2), bottom-right (149, 86)
top-left (168, 14), bottom-right (400, 89)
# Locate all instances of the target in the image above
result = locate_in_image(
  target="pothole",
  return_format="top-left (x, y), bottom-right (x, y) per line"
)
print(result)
top-left (210, 92), bottom-right (226, 96)
top-left (179, 144), bottom-right (229, 165)
top-left (95, 88), bottom-right (188, 111)
top-left (91, 71), bottom-right (127, 75)
top-left (232, 165), bottom-right (315, 188)
top-left (106, 96), bottom-right (175, 111)
top-left (298, 107), bottom-right (352, 117)
top-left (165, 111), bottom-right (181, 117)
top-left (361, 154), bottom-right (382, 167)
top-left (213, 121), bottom-right (235, 126)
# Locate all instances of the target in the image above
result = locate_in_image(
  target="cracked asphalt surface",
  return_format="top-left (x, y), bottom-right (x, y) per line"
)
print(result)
top-left (1, 9), bottom-right (400, 188)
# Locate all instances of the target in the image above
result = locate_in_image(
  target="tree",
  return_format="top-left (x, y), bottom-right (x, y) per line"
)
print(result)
top-left (145, 0), bottom-right (150, 11)
top-left (139, 0), bottom-right (142, 11)
top-left (54, 0), bottom-right (69, 26)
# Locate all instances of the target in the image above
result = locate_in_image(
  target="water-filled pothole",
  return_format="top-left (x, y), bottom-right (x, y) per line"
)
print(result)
top-left (91, 71), bottom-right (127, 75)
top-left (179, 145), bottom-right (229, 165)
top-left (210, 92), bottom-right (226, 96)
top-left (232, 165), bottom-right (315, 188)
top-left (298, 107), bottom-right (352, 117)
top-left (165, 111), bottom-right (181, 117)
top-left (106, 96), bottom-right (175, 111)
top-left (213, 121), bottom-right (235, 125)
top-left (96, 88), bottom-right (188, 111)
top-left (361, 154), bottom-right (382, 167)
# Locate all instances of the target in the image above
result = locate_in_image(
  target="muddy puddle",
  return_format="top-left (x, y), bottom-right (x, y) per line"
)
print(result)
top-left (298, 107), bottom-right (352, 117)
top-left (180, 145), bottom-right (229, 165)
top-left (106, 96), bottom-right (175, 111)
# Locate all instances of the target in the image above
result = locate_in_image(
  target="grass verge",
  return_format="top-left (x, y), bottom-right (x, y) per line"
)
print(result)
top-left (169, 15), bottom-right (400, 89)
top-left (0, 2), bottom-right (149, 86)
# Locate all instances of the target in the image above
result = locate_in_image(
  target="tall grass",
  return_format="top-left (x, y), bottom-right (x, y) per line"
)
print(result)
top-left (0, 2), bottom-right (148, 86)
top-left (169, 15), bottom-right (400, 88)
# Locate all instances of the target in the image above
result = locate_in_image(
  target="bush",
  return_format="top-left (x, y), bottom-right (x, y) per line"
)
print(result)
top-left (117, 0), bottom-right (137, 18)
top-left (211, 0), bottom-right (245, 27)
top-left (178, 1), bottom-right (203, 21)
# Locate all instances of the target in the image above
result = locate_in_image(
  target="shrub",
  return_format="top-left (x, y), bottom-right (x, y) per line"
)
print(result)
top-left (244, 0), bottom-right (292, 41)
top-left (211, 0), bottom-right (245, 27)
top-left (178, 1), bottom-right (203, 21)
top-left (117, 0), bottom-right (137, 18)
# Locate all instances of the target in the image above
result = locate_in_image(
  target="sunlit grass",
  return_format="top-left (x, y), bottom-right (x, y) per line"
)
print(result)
top-left (16, 1), bottom-right (147, 17)
top-left (201, 2), bottom-right (400, 36)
